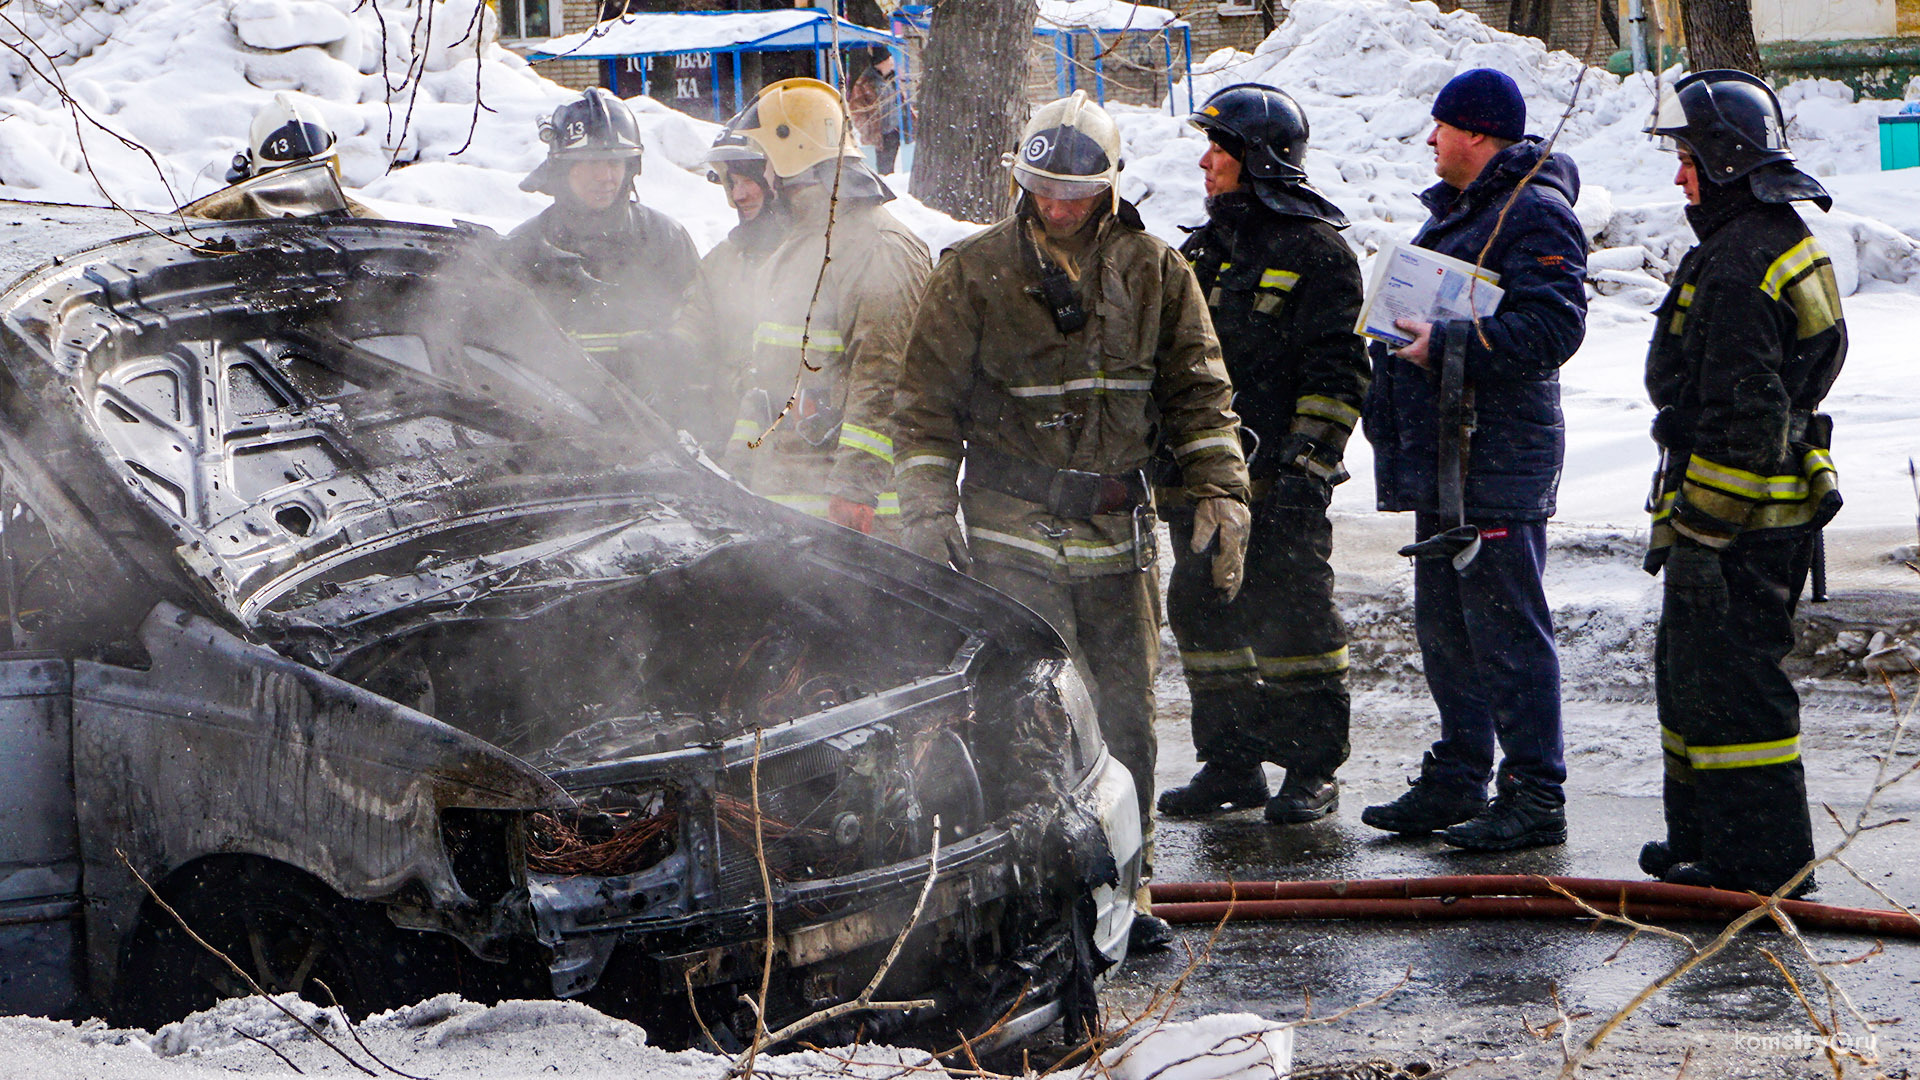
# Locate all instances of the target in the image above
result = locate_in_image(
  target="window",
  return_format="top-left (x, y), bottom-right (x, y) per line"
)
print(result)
top-left (496, 0), bottom-right (551, 41)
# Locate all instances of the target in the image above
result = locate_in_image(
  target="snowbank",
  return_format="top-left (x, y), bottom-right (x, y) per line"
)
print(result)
top-left (0, 993), bottom-right (1308, 1080)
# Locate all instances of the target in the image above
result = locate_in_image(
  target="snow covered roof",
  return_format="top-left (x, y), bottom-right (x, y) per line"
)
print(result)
top-left (1035, 0), bottom-right (1187, 33)
top-left (529, 10), bottom-right (900, 61)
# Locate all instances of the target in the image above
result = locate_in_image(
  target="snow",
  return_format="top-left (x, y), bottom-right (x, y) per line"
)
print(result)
top-left (1037, 1), bottom-right (1186, 32)
top-left (0, 993), bottom-right (1304, 1079)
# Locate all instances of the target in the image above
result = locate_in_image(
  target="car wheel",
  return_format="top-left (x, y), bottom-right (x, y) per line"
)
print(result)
top-left (115, 857), bottom-right (443, 1030)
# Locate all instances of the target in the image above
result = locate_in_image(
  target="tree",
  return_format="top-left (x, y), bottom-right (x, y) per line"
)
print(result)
top-left (908, 0), bottom-right (1038, 224)
top-left (1679, 0), bottom-right (1763, 74)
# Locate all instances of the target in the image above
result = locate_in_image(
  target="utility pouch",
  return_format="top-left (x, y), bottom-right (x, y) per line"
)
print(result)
top-left (1028, 271), bottom-right (1089, 335)
top-left (1047, 467), bottom-right (1138, 518)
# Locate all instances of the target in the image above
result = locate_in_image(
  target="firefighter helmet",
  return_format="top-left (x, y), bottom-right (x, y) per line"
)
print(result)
top-left (1189, 83), bottom-right (1310, 183)
top-left (227, 92), bottom-right (337, 184)
top-left (519, 88), bottom-right (645, 195)
top-left (1010, 90), bottom-right (1122, 204)
top-left (734, 78), bottom-right (861, 179)
top-left (1648, 69), bottom-right (1829, 208)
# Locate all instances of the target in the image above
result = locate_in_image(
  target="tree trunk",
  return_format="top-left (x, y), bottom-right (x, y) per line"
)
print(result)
top-left (908, 0), bottom-right (1038, 224)
top-left (1679, 0), bottom-right (1763, 74)
top-left (1508, 0), bottom-right (1554, 43)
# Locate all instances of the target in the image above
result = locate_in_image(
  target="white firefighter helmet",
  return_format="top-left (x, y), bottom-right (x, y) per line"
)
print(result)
top-left (733, 78), bottom-right (861, 179)
top-left (230, 93), bottom-right (338, 183)
top-left (1010, 90), bottom-right (1122, 207)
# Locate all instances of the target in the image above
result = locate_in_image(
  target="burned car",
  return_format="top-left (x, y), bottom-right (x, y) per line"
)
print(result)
top-left (0, 207), bottom-right (1140, 1049)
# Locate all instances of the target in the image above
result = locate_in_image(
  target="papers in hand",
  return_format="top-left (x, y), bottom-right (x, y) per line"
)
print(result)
top-left (1355, 241), bottom-right (1504, 347)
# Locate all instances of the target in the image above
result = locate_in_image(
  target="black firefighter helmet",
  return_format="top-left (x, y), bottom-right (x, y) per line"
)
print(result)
top-left (1648, 69), bottom-right (1831, 210)
top-left (1189, 82), bottom-right (1347, 227)
top-left (520, 88), bottom-right (644, 196)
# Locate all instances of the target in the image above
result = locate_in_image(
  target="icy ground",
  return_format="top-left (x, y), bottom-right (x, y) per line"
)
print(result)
top-left (0, 0), bottom-right (1916, 1072)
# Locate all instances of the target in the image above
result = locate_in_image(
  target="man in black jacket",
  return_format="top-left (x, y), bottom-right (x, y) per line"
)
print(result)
top-left (1155, 84), bottom-right (1369, 825)
top-left (1360, 68), bottom-right (1587, 851)
top-left (505, 89), bottom-right (699, 400)
top-left (1639, 70), bottom-right (1844, 896)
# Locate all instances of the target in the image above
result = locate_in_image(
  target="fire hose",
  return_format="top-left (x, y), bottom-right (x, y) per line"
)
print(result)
top-left (1148, 877), bottom-right (1920, 939)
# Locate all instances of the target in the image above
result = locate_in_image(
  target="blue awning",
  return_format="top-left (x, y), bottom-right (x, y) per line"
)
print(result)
top-left (528, 10), bottom-right (901, 62)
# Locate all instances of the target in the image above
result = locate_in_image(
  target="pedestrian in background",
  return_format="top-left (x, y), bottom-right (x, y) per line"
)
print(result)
top-left (1156, 84), bottom-right (1369, 826)
top-left (1359, 68), bottom-right (1588, 851)
top-left (848, 51), bottom-right (906, 174)
top-left (1638, 70), bottom-right (1844, 897)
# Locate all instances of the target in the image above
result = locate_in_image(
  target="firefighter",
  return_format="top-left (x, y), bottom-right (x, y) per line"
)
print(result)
top-left (670, 127), bottom-right (791, 450)
top-left (1359, 69), bottom-right (1588, 851)
top-left (1155, 85), bottom-right (1368, 825)
top-left (1638, 70), bottom-right (1844, 896)
top-left (725, 78), bottom-right (930, 539)
top-left (894, 91), bottom-right (1251, 948)
top-left (180, 93), bottom-right (376, 220)
top-left (504, 88), bottom-right (699, 399)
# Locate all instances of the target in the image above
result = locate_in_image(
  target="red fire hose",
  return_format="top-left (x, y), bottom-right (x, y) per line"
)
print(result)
top-left (1148, 876), bottom-right (1920, 940)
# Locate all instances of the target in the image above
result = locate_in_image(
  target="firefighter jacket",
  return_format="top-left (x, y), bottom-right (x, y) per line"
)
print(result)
top-left (671, 208), bottom-right (788, 450)
top-left (723, 185), bottom-right (931, 520)
top-left (502, 198), bottom-right (699, 398)
top-left (1363, 138), bottom-right (1588, 520)
top-left (894, 199), bottom-right (1250, 581)
top-left (1645, 187), bottom-right (1845, 552)
top-left (1177, 190), bottom-right (1369, 486)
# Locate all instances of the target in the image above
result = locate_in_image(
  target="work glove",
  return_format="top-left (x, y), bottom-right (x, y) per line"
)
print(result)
top-left (826, 495), bottom-right (876, 535)
top-left (903, 516), bottom-right (971, 573)
top-left (1190, 496), bottom-right (1251, 602)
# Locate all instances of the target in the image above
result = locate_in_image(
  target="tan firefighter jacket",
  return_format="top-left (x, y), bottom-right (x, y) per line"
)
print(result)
top-left (894, 201), bottom-right (1249, 580)
top-left (722, 185), bottom-right (931, 525)
top-left (671, 210), bottom-right (788, 450)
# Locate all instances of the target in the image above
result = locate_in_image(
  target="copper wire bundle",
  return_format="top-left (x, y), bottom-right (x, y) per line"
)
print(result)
top-left (528, 808), bottom-right (677, 876)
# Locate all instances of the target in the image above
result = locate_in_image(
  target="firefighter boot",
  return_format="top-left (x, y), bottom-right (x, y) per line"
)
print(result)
top-left (1662, 861), bottom-right (1817, 899)
top-left (1265, 772), bottom-right (1338, 824)
top-left (1157, 761), bottom-right (1269, 817)
top-left (1360, 752), bottom-right (1486, 835)
top-left (1442, 770), bottom-right (1566, 850)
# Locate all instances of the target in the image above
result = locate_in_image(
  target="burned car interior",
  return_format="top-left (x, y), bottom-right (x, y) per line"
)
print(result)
top-left (0, 215), bottom-right (1140, 1051)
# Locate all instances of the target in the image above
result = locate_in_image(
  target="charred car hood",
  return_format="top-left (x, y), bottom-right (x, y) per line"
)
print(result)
top-left (0, 217), bottom-right (766, 639)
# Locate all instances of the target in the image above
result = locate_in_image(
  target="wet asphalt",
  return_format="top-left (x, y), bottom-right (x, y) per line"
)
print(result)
top-left (1090, 692), bottom-right (1920, 1077)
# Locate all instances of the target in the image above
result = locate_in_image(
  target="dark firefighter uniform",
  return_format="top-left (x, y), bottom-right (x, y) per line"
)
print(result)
top-left (1643, 69), bottom-right (1846, 895)
top-left (1167, 193), bottom-right (1367, 793)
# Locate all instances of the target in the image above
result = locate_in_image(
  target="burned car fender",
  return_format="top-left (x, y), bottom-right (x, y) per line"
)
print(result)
top-left (72, 601), bottom-right (566, 999)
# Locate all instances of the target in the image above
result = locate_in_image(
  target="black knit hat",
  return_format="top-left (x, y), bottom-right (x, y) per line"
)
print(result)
top-left (1432, 68), bottom-right (1526, 143)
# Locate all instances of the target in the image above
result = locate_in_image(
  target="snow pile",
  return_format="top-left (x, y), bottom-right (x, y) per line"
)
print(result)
top-left (1080, 1013), bottom-right (1293, 1080)
top-left (1116, 0), bottom-right (1920, 293)
top-left (0, 0), bottom-right (969, 254)
top-left (0, 993), bottom-right (947, 1079)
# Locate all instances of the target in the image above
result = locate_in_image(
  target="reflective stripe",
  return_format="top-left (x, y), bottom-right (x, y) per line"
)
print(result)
top-left (730, 418), bottom-right (761, 444)
top-left (876, 492), bottom-right (900, 516)
top-left (1005, 373), bottom-right (1154, 398)
top-left (1759, 237), bottom-right (1821, 301)
top-left (1255, 645), bottom-right (1350, 679)
top-left (898, 453), bottom-right (959, 473)
top-left (1784, 265), bottom-right (1841, 339)
top-left (837, 423), bottom-right (894, 464)
top-left (1171, 430), bottom-right (1240, 460)
top-left (968, 526), bottom-right (1138, 568)
top-left (1660, 726), bottom-right (1687, 757)
top-left (1687, 735), bottom-right (1801, 770)
top-left (1296, 395), bottom-right (1360, 429)
top-left (1180, 647), bottom-right (1257, 674)
top-left (1669, 283), bottom-right (1694, 336)
top-left (1685, 455), bottom-right (1808, 502)
top-left (1258, 268), bottom-right (1300, 291)
top-left (754, 323), bottom-right (847, 353)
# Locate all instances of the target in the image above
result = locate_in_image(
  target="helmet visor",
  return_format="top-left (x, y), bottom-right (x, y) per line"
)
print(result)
top-left (1648, 88), bottom-right (1689, 138)
top-left (1014, 166), bottom-right (1111, 201)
